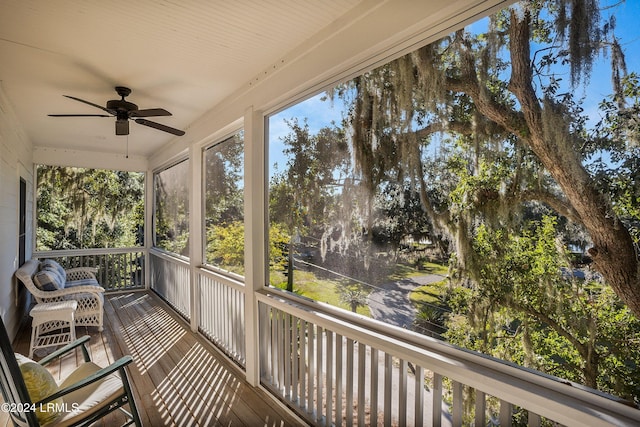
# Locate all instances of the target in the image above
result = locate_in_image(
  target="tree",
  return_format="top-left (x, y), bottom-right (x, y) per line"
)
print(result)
top-left (445, 216), bottom-right (640, 401)
top-left (204, 133), bottom-right (245, 266)
top-left (338, 284), bottom-right (369, 313)
top-left (270, 119), bottom-right (351, 237)
top-left (371, 182), bottom-right (434, 259)
top-left (340, 0), bottom-right (640, 317)
top-left (154, 160), bottom-right (189, 255)
top-left (204, 133), bottom-right (244, 225)
top-left (36, 166), bottom-right (144, 250)
top-left (207, 221), bottom-right (245, 274)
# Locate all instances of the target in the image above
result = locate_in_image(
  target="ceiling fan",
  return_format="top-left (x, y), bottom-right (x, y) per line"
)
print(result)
top-left (48, 86), bottom-right (185, 136)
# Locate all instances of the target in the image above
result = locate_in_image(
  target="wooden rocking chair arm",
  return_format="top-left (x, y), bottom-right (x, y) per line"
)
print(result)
top-left (39, 356), bottom-right (134, 404)
top-left (39, 336), bottom-right (91, 366)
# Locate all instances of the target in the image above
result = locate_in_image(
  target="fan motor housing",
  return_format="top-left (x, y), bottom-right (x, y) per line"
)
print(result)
top-left (106, 99), bottom-right (138, 112)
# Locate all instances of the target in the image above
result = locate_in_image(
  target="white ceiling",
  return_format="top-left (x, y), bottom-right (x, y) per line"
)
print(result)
top-left (0, 0), bottom-right (504, 162)
top-left (0, 0), bottom-right (367, 158)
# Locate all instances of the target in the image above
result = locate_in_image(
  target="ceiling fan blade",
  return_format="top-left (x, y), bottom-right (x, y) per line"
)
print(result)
top-left (129, 108), bottom-right (172, 118)
top-left (135, 119), bottom-right (185, 136)
top-left (116, 119), bottom-right (129, 136)
top-left (64, 95), bottom-right (116, 115)
top-left (48, 114), bottom-right (111, 117)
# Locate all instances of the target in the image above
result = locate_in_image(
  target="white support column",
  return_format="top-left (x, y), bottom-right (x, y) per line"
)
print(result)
top-left (244, 105), bottom-right (267, 386)
top-left (189, 143), bottom-right (203, 332)
top-left (144, 171), bottom-right (153, 290)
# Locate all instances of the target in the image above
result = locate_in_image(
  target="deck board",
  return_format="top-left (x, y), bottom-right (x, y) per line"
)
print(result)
top-left (3, 291), bottom-right (305, 426)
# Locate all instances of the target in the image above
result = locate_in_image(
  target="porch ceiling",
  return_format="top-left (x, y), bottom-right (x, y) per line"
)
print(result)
top-left (0, 0), bottom-right (498, 161)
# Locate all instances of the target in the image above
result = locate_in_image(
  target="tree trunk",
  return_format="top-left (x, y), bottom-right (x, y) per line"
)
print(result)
top-left (510, 12), bottom-right (640, 318)
top-left (462, 10), bottom-right (640, 317)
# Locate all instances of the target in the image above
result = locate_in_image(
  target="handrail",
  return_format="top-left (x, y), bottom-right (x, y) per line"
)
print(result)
top-left (149, 247), bottom-right (189, 264)
top-left (53, 249), bottom-right (639, 425)
top-left (149, 250), bottom-right (191, 320)
top-left (256, 288), bottom-right (640, 426)
top-left (262, 286), bottom-right (634, 406)
top-left (197, 266), bottom-right (245, 293)
top-left (34, 248), bottom-right (146, 292)
top-left (34, 247), bottom-right (144, 257)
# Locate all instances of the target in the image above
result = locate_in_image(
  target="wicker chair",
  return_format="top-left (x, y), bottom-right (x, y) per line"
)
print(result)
top-left (15, 260), bottom-right (105, 332)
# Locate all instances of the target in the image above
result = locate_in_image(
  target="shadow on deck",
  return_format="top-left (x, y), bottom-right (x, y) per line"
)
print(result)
top-left (7, 291), bottom-right (304, 426)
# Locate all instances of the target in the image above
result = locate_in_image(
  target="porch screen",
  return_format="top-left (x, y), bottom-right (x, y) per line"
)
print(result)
top-left (203, 132), bottom-right (244, 275)
top-left (36, 166), bottom-right (144, 250)
top-left (154, 159), bottom-right (189, 256)
top-left (265, 0), bottom-right (640, 407)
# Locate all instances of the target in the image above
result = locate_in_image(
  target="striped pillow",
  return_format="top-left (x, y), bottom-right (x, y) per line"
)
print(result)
top-left (33, 266), bottom-right (65, 291)
top-left (40, 259), bottom-right (67, 283)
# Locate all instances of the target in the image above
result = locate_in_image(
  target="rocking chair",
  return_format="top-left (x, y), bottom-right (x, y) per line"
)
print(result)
top-left (0, 316), bottom-right (141, 426)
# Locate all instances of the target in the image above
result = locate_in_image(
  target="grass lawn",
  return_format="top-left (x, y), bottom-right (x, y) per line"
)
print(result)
top-left (410, 278), bottom-right (448, 305)
top-left (271, 269), bottom-right (371, 316)
top-left (381, 261), bottom-right (448, 290)
top-left (269, 259), bottom-right (449, 318)
top-left (416, 260), bottom-right (448, 275)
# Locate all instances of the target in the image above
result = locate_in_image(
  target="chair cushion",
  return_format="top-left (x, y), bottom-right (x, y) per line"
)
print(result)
top-left (15, 353), bottom-right (63, 425)
top-left (65, 278), bottom-right (100, 288)
top-left (40, 259), bottom-right (67, 283)
top-left (56, 362), bottom-right (124, 426)
top-left (33, 266), bottom-right (65, 291)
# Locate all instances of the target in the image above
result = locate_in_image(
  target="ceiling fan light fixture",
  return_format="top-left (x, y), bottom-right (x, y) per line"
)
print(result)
top-left (115, 119), bottom-right (129, 135)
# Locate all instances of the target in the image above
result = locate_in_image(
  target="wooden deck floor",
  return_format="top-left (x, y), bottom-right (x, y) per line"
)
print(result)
top-left (5, 291), bottom-right (305, 426)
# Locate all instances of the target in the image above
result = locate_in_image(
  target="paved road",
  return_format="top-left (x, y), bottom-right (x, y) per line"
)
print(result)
top-left (363, 273), bottom-right (452, 426)
top-left (367, 274), bottom-right (444, 328)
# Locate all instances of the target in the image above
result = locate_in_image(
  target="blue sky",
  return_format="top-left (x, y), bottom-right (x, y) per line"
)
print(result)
top-left (268, 94), bottom-right (345, 144)
top-left (580, 0), bottom-right (640, 123)
top-left (267, 1), bottom-right (640, 173)
top-left (268, 94), bottom-right (346, 176)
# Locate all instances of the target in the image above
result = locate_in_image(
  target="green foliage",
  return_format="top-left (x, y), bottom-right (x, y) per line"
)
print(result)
top-left (337, 284), bottom-right (370, 313)
top-left (372, 183), bottom-right (433, 249)
top-left (591, 73), bottom-right (640, 246)
top-left (270, 119), bottom-right (350, 237)
top-left (445, 216), bottom-right (640, 402)
top-left (206, 221), bottom-right (245, 274)
top-left (411, 279), bottom-right (449, 337)
top-left (203, 220), bottom-right (294, 277)
top-left (268, 222), bottom-right (292, 271)
top-left (36, 166), bottom-right (144, 250)
top-left (154, 160), bottom-right (189, 255)
top-left (204, 133), bottom-right (244, 227)
top-left (266, 0), bottom-right (640, 403)
top-left (271, 268), bottom-right (371, 316)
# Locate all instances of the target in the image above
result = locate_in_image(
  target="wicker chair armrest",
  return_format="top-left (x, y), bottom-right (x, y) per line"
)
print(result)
top-left (42, 285), bottom-right (105, 298)
top-left (65, 267), bottom-right (98, 281)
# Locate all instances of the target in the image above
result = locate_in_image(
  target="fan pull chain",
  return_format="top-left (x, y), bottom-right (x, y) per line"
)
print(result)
top-left (126, 134), bottom-right (129, 159)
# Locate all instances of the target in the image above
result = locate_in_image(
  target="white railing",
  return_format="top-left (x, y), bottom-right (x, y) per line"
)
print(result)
top-left (147, 252), bottom-right (247, 365)
top-left (106, 250), bottom-right (640, 426)
top-left (149, 250), bottom-right (191, 319)
top-left (196, 268), bottom-right (246, 366)
top-left (34, 248), bottom-right (145, 292)
top-left (257, 290), bottom-right (640, 427)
